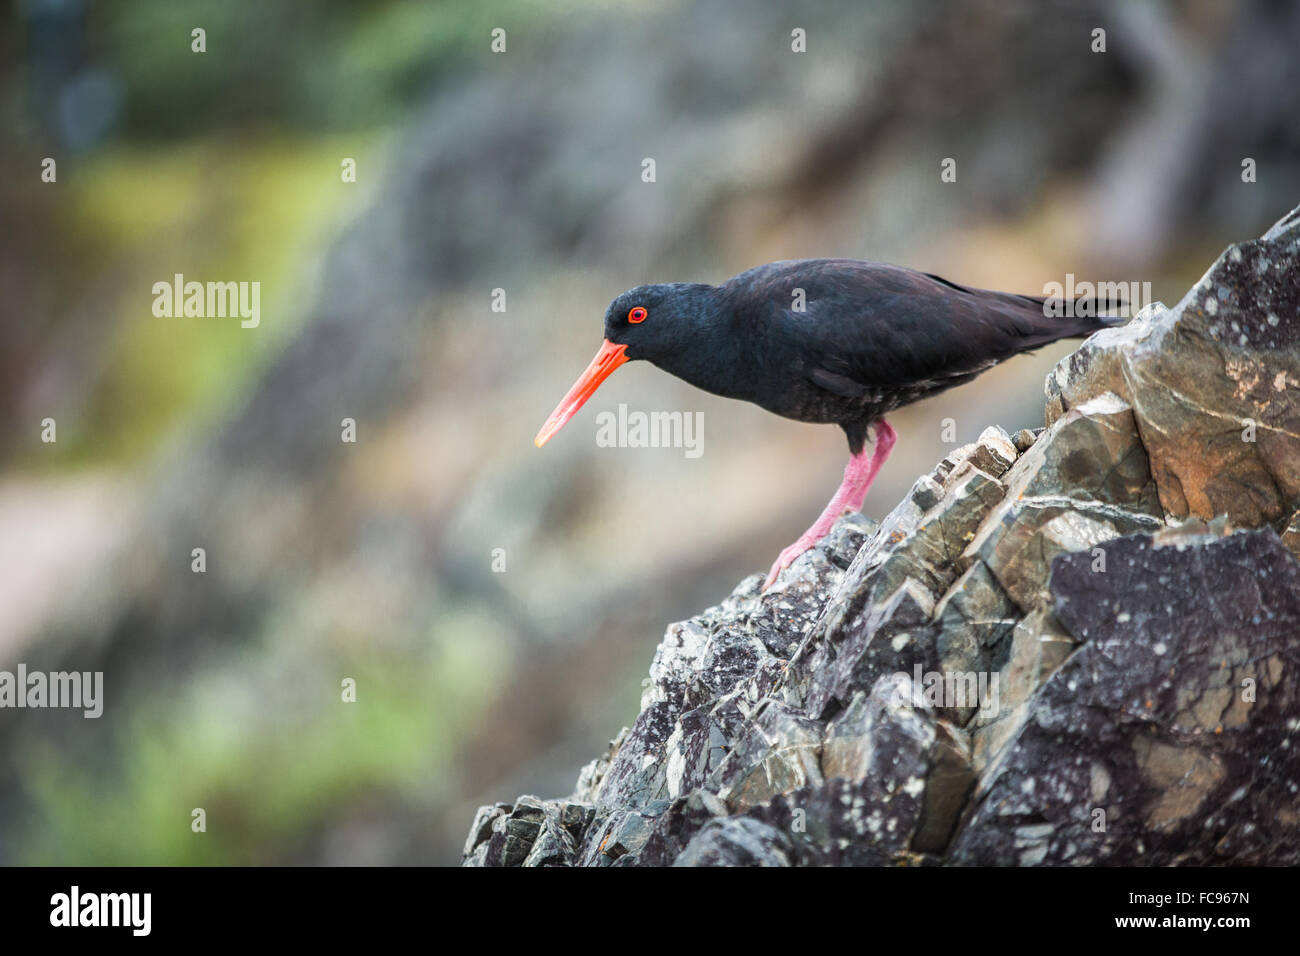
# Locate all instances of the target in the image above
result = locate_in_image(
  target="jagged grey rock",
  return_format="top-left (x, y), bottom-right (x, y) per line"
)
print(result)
top-left (464, 205), bottom-right (1300, 866)
top-left (1045, 205), bottom-right (1300, 525)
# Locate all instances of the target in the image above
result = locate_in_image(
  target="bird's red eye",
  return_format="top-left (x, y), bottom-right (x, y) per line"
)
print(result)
top-left (628, 306), bottom-right (647, 324)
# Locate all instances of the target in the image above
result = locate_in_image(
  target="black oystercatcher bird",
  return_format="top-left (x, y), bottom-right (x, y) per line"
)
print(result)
top-left (534, 259), bottom-right (1119, 588)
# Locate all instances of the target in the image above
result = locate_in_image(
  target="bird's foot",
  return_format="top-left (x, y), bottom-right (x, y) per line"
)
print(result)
top-left (763, 528), bottom-right (832, 590)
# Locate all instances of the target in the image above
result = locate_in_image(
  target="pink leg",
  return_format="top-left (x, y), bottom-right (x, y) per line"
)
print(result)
top-left (763, 420), bottom-right (896, 590)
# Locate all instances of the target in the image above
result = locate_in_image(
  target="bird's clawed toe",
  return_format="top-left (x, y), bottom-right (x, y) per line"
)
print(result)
top-left (762, 538), bottom-right (817, 590)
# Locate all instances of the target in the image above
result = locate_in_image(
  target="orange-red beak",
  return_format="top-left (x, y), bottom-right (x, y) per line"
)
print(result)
top-left (534, 340), bottom-right (629, 447)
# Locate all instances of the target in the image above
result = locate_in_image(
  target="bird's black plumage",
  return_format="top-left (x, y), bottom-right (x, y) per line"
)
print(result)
top-left (602, 258), bottom-right (1117, 453)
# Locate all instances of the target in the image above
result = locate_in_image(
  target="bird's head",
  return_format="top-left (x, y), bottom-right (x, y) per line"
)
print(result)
top-left (533, 282), bottom-right (716, 447)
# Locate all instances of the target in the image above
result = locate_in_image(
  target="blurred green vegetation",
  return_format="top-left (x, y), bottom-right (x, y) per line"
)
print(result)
top-left (45, 135), bottom-right (371, 469)
top-left (21, 0), bottom-right (590, 472)
top-left (9, 0), bottom-right (600, 866)
top-left (96, 0), bottom-right (557, 136)
top-left (34, 137), bottom-right (334, 466)
top-left (22, 612), bottom-right (513, 864)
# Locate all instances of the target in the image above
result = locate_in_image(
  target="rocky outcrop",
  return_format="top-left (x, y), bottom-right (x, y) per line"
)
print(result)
top-left (463, 206), bottom-right (1300, 866)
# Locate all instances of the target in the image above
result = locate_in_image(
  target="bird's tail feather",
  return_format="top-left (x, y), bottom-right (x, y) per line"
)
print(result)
top-left (922, 271), bottom-right (1128, 338)
top-left (1017, 292), bottom-right (1129, 338)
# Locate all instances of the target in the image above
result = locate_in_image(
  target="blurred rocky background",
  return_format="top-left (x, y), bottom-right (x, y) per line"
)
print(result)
top-left (2, 0), bottom-right (1298, 864)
